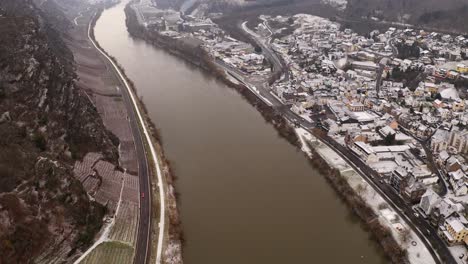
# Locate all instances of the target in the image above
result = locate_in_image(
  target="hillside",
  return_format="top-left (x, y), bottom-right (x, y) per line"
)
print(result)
top-left (344, 0), bottom-right (468, 33)
top-left (180, 0), bottom-right (468, 34)
top-left (0, 0), bottom-right (119, 262)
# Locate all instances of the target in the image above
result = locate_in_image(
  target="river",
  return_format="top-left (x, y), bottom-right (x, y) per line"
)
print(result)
top-left (94, 2), bottom-right (388, 263)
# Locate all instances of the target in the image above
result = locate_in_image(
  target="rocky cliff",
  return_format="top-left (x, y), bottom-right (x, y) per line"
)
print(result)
top-left (0, 0), bottom-right (119, 263)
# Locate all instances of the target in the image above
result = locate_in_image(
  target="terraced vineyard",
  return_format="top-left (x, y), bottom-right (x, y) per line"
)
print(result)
top-left (109, 201), bottom-right (139, 244)
top-left (81, 242), bottom-right (134, 264)
top-left (73, 152), bottom-right (140, 263)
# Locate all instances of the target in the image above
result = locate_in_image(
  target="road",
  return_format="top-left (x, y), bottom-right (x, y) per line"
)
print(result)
top-left (215, 57), bottom-right (315, 131)
top-left (241, 21), bottom-right (285, 83)
top-left (87, 11), bottom-right (166, 264)
top-left (399, 126), bottom-right (449, 196)
top-left (314, 132), bottom-right (455, 264)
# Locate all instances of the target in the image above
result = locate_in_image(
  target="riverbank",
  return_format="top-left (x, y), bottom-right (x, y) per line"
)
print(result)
top-left (296, 128), bottom-right (437, 264)
top-left (124, 3), bottom-right (299, 148)
top-left (89, 5), bottom-right (183, 264)
top-left (121, 2), bottom-right (433, 264)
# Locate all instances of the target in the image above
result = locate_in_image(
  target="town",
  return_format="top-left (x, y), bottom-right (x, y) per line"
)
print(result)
top-left (130, 0), bottom-right (468, 262)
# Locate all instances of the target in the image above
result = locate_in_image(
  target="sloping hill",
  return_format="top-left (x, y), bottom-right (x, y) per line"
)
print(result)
top-left (0, 0), bottom-right (119, 262)
top-left (345, 0), bottom-right (468, 33)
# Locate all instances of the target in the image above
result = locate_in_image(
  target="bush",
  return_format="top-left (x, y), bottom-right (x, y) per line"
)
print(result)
top-left (32, 133), bottom-right (47, 151)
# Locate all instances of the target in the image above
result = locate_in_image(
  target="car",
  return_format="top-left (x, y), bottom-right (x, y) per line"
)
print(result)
top-left (414, 212), bottom-right (419, 217)
top-left (141, 192), bottom-right (145, 198)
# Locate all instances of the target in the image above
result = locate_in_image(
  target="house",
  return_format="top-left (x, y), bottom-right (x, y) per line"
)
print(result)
top-left (452, 100), bottom-right (465, 112)
top-left (419, 189), bottom-right (441, 216)
top-left (431, 129), bottom-right (450, 153)
top-left (402, 176), bottom-right (427, 203)
top-left (376, 114), bottom-right (399, 130)
top-left (430, 198), bottom-right (464, 226)
top-left (424, 82), bottom-right (439, 94)
top-left (350, 141), bottom-right (380, 164)
top-left (457, 64), bottom-right (468, 74)
top-left (448, 169), bottom-right (468, 196)
top-left (446, 156), bottom-right (462, 172)
top-left (347, 101), bottom-right (366, 112)
top-left (352, 61), bottom-right (379, 71)
top-left (390, 167), bottom-right (409, 191)
top-left (411, 165), bottom-right (435, 181)
top-left (379, 126), bottom-right (396, 138)
top-left (281, 92), bottom-right (297, 104)
top-left (440, 214), bottom-right (468, 246)
top-left (416, 124), bottom-right (429, 138)
top-left (437, 150), bottom-right (450, 165)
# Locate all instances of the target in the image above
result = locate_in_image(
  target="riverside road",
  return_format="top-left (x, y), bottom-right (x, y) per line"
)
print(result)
top-left (89, 10), bottom-right (157, 264)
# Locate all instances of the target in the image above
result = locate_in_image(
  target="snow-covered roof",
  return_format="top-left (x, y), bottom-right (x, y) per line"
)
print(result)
top-left (447, 218), bottom-right (466, 233)
top-left (440, 87), bottom-right (460, 100)
top-left (354, 141), bottom-right (374, 155)
top-left (379, 126), bottom-right (396, 136)
top-left (449, 169), bottom-right (466, 181)
top-left (372, 145), bottom-right (410, 153)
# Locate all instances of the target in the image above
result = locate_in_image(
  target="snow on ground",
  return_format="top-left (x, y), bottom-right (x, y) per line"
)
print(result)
top-left (440, 87), bottom-right (460, 100)
top-left (300, 113), bottom-right (312, 123)
top-left (295, 128), bottom-right (314, 157)
top-left (321, 0), bottom-right (347, 11)
top-left (446, 192), bottom-right (468, 205)
top-left (449, 245), bottom-right (468, 264)
top-left (334, 57), bottom-right (348, 69)
top-left (292, 14), bottom-right (339, 34)
top-left (296, 129), bottom-right (436, 264)
top-left (370, 160), bottom-right (398, 174)
top-left (441, 60), bottom-right (468, 71)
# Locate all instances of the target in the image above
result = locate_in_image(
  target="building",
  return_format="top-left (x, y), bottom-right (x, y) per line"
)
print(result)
top-left (390, 167), bottom-right (409, 191)
top-left (430, 198), bottom-right (464, 226)
top-left (431, 129), bottom-right (449, 153)
top-left (448, 169), bottom-right (468, 197)
top-left (347, 101), bottom-right (366, 112)
top-left (379, 126), bottom-right (396, 138)
top-left (441, 215), bottom-right (468, 246)
top-left (456, 64), bottom-right (468, 74)
top-left (448, 127), bottom-right (468, 154)
top-left (352, 61), bottom-right (379, 71)
top-left (419, 189), bottom-right (441, 216)
top-left (402, 176), bottom-right (427, 203)
top-left (452, 100), bottom-right (466, 112)
top-left (350, 141), bottom-right (380, 164)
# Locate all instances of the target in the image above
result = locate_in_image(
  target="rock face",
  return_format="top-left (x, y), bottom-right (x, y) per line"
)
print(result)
top-left (0, 0), bottom-right (119, 262)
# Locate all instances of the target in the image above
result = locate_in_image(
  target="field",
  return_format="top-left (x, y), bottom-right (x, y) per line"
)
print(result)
top-left (81, 242), bottom-right (134, 264)
top-left (73, 153), bottom-right (140, 264)
top-left (109, 201), bottom-right (139, 244)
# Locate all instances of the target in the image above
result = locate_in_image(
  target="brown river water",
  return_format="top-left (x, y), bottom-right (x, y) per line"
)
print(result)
top-left (94, 2), bottom-right (389, 263)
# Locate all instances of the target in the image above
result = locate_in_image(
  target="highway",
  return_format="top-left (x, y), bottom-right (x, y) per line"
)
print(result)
top-left (87, 11), bottom-right (166, 264)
